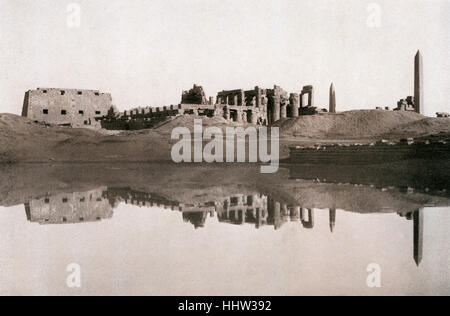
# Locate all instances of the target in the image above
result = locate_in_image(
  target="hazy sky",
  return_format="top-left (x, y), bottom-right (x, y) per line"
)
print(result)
top-left (1, 0), bottom-right (449, 116)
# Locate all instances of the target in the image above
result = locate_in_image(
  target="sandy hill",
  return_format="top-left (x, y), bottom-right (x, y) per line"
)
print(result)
top-left (0, 113), bottom-right (172, 163)
top-left (1, 111), bottom-right (449, 163)
top-left (153, 115), bottom-right (249, 134)
top-left (274, 110), bottom-right (450, 139)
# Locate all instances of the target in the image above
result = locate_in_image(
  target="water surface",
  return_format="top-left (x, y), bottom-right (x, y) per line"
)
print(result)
top-left (0, 162), bottom-right (449, 295)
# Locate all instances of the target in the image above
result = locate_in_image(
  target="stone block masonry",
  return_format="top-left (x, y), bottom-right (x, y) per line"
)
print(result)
top-left (22, 88), bottom-right (112, 128)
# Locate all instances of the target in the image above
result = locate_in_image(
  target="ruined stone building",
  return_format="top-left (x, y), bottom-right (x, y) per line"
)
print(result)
top-left (395, 96), bottom-right (415, 111)
top-left (102, 83), bottom-right (324, 130)
top-left (25, 188), bottom-right (113, 225)
top-left (181, 84), bottom-right (210, 105)
top-left (24, 83), bottom-right (328, 130)
top-left (22, 88), bottom-right (112, 128)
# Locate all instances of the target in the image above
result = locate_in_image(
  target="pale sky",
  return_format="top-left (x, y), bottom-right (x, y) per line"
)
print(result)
top-left (1, 0), bottom-right (449, 116)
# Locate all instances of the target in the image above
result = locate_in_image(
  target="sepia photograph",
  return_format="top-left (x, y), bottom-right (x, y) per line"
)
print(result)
top-left (0, 0), bottom-right (449, 300)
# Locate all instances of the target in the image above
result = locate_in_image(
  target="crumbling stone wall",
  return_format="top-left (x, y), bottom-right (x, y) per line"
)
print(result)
top-left (181, 84), bottom-right (209, 105)
top-left (26, 187), bottom-right (113, 225)
top-left (22, 88), bottom-right (112, 128)
top-left (395, 96), bottom-right (415, 111)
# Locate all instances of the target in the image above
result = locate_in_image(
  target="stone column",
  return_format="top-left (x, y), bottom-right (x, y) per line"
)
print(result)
top-left (329, 83), bottom-right (336, 113)
top-left (240, 90), bottom-right (245, 106)
top-left (308, 88), bottom-right (315, 107)
top-left (236, 110), bottom-right (243, 122)
top-left (280, 103), bottom-right (287, 119)
top-left (291, 206), bottom-right (301, 222)
top-left (223, 107), bottom-right (230, 120)
top-left (233, 94), bottom-right (238, 106)
top-left (414, 50), bottom-right (423, 114)
top-left (289, 93), bottom-right (299, 117)
top-left (250, 110), bottom-right (258, 124)
top-left (274, 201), bottom-right (282, 229)
top-left (256, 87), bottom-right (262, 107)
top-left (209, 96), bottom-right (214, 105)
top-left (272, 95), bottom-right (280, 123)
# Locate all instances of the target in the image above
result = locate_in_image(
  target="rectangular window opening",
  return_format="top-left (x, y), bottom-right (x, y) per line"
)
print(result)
top-left (61, 110), bottom-right (67, 115)
top-left (79, 110), bottom-right (84, 115)
top-left (43, 109), bottom-right (49, 114)
top-left (60, 91), bottom-right (65, 95)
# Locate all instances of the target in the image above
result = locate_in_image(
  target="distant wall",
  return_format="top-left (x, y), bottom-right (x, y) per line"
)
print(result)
top-left (26, 187), bottom-right (113, 225)
top-left (22, 88), bottom-right (112, 128)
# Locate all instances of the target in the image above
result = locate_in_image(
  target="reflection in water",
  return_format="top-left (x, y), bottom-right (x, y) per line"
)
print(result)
top-left (22, 186), bottom-right (427, 267)
top-left (0, 162), bottom-right (448, 295)
top-left (25, 187), bottom-right (323, 231)
top-left (398, 209), bottom-right (424, 266)
top-left (24, 187), bottom-right (113, 224)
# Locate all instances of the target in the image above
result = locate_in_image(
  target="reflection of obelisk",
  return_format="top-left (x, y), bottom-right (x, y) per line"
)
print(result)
top-left (329, 83), bottom-right (336, 113)
top-left (329, 208), bottom-right (336, 233)
top-left (413, 209), bottom-right (424, 266)
top-left (414, 50), bottom-right (423, 114)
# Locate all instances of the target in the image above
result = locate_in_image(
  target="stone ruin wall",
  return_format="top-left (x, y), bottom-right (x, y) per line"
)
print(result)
top-left (102, 83), bottom-right (325, 129)
top-left (22, 88), bottom-right (112, 128)
top-left (25, 187), bottom-right (113, 225)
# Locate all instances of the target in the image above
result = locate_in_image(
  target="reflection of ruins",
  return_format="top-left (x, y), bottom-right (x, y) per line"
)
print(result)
top-left (25, 187), bottom-right (113, 225)
top-left (398, 209), bottom-right (424, 266)
top-left (102, 188), bottom-right (336, 231)
top-left (23, 186), bottom-right (426, 266)
top-left (24, 187), bottom-right (337, 232)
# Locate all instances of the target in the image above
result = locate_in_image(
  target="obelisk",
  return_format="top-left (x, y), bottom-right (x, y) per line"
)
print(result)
top-left (413, 209), bottom-right (424, 266)
top-left (414, 50), bottom-right (423, 114)
top-left (329, 83), bottom-right (336, 113)
top-left (329, 208), bottom-right (336, 233)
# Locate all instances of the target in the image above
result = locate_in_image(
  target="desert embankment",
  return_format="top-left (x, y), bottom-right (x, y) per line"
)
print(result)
top-left (1, 110), bottom-right (449, 163)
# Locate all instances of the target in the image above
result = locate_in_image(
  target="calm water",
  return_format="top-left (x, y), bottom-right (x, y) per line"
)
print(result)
top-left (0, 162), bottom-right (449, 295)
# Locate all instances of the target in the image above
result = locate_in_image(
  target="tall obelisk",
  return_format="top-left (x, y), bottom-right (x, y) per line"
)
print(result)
top-left (414, 50), bottom-right (423, 114)
top-left (329, 208), bottom-right (336, 233)
top-left (329, 83), bottom-right (336, 113)
top-left (413, 209), bottom-right (424, 266)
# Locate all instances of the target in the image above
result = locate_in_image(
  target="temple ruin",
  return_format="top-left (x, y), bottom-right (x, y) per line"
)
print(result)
top-left (21, 82), bottom-right (328, 130)
top-left (25, 187), bottom-right (113, 225)
top-left (22, 88), bottom-right (112, 128)
top-left (21, 50), bottom-right (426, 130)
top-left (101, 84), bottom-right (314, 129)
top-left (395, 96), bottom-right (415, 111)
